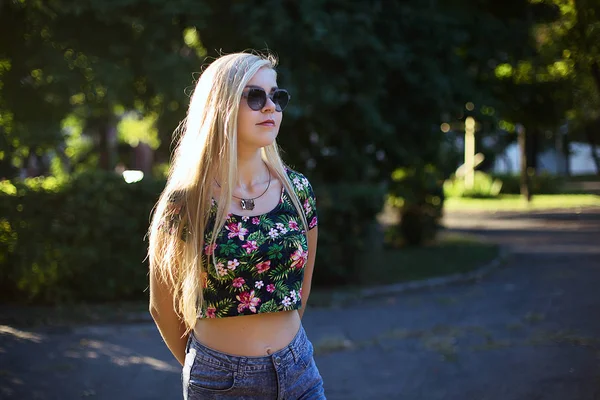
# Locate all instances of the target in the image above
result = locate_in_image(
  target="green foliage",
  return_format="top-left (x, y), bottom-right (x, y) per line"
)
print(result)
top-left (491, 172), bottom-right (565, 194)
top-left (117, 112), bottom-right (160, 149)
top-left (0, 173), bottom-right (386, 303)
top-left (444, 171), bottom-right (504, 198)
top-left (3, 0), bottom-right (583, 297)
top-left (0, 0), bottom-right (206, 175)
top-left (0, 171), bottom-right (165, 304)
top-left (312, 182), bottom-right (386, 287)
top-left (195, 0), bottom-right (538, 183)
top-left (385, 165), bottom-right (445, 247)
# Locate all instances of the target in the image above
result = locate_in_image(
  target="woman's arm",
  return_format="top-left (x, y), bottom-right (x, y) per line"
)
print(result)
top-left (299, 226), bottom-right (318, 319)
top-left (149, 268), bottom-right (189, 366)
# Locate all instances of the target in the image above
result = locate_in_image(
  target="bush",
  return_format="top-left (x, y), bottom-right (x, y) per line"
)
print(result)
top-left (443, 171), bottom-right (503, 198)
top-left (0, 171), bottom-right (386, 303)
top-left (312, 182), bottom-right (386, 286)
top-left (491, 172), bottom-right (565, 195)
top-left (384, 165), bottom-right (445, 247)
top-left (0, 171), bottom-right (165, 304)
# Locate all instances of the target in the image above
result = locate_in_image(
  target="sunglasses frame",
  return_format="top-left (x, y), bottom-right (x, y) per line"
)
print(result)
top-left (242, 88), bottom-right (291, 112)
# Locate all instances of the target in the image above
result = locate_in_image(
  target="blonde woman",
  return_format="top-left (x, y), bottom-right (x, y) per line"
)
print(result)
top-left (147, 52), bottom-right (325, 399)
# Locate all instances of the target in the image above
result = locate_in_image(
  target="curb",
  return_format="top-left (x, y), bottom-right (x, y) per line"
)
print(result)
top-left (127, 247), bottom-right (512, 320)
top-left (309, 246), bottom-right (512, 308)
top-left (357, 245), bottom-right (512, 300)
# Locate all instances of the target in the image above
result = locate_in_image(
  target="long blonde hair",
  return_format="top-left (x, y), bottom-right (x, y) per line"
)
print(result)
top-left (147, 52), bottom-right (308, 334)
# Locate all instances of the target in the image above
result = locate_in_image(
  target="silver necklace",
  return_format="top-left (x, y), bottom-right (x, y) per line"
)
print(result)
top-left (214, 169), bottom-right (271, 211)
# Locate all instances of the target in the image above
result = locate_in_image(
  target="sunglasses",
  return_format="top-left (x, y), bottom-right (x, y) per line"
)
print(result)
top-left (242, 88), bottom-right (291, 112)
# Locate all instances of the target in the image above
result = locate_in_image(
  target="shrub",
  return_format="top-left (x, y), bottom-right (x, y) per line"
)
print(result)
top-left (312, 182), bottom-right (386, 286)
top-left (0, 171), bottom-right (386, 303)
top-left (491, 172), bottom-right (565, 195)
top-left (385, 164), bottom-right (445, 247)
top-left (0, 171), bottom-right (164, 304)
top-left (443, 171), bottom-right (503, 198)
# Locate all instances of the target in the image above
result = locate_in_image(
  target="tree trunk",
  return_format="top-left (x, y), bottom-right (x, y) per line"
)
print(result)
top-left (563, 127), bottom-right (571, 176)
top-left (518, 124), bottom-right (532, 202)
top-left (133, 143), bottom-right (154, 175)
top-left (590, 61), bottom-right (600, 99)
top-left (94, 116), bottom-right (116, 171)
top-left (98, 121), bottom-right (110, 170)
top-left (526, 127), bottom-right (539, 172)
top-left (25, 146), bottom-right (38, 177)
top-left (585, 127), bottom-right (600, 175)
top-left (574, 0), bottom-right (600, 175)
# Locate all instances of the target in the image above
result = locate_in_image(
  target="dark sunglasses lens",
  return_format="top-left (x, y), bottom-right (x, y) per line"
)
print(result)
top-left (273, 90), bottom-right (290, 112)
top-left (247, 89), bottom-right (266, 111)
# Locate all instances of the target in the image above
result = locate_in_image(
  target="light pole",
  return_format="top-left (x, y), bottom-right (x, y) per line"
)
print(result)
top-left (464, 116), bottom-right (476, 189)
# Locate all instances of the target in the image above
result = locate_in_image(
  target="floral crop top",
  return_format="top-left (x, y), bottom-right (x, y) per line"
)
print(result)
top-left (162, 168), bottom-right (318, 319)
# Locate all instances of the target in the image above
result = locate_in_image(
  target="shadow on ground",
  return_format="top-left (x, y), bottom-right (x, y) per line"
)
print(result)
top-left (1, 207), bottom-right (599, 399)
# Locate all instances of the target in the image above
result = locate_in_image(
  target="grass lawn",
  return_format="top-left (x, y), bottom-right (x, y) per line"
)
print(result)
top-left (567, 174), bottom-right (600, 182)
top-left (309, 234), bottom-right (500, 308)
top-left (445, 194), bottom-right (600, 211)
top-left (362, 235), bottom-right (499, 284)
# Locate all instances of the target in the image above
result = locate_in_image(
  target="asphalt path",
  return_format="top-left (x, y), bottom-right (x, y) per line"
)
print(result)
top-left (1, 208), bottom-right (599, 399)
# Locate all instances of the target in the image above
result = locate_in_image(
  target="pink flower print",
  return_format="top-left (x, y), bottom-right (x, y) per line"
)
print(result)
top-left (206, 307), bottom-right (216, 318)
top-left (255, 260), bottom-right (271, 274)
top-left (303, 199), bottom-right (312, 215)
top-left (242, 216), bottom-right (249, 222)
top-left (236, 290), bottom-right (261, 313)
top-left (290, 290), bottom-right (299, 303)
top-left (218, 269), bottom-right (227, 277)
top-left (228, 259), bottom-right (239, 271)
top-left (282, 296), bottom-right (292, 307)
top-left (290, 246), bottom-right (308, 269)
top-left (242, 240), bottom-right (258, 254)
top-left (216, 262), bottom-right (228, 277)
top-left (268, 228), bottom-right (279, 239)
top-left (255, 280), bottom-right (264, 289)
top-left (276, 222), bottom-right (288, 234)
top-left (299, 288), bottom-right (303, 299)
top-left (232, 277), bottom-right (245, 288)
top-left (252, 217), bottom-right (260, 225)
top-left (288, 219), bottom-right (299, 230)
top-left (226, 222), bottom-right (248, 240)
top-left (204, 243), bottom-right (217, 255)
top-left (309, 216), bottom-right (318, 229)
top-left (293, 177), bottom-right (303, 190)
top-left (266, 284), bottom-right (275, 293)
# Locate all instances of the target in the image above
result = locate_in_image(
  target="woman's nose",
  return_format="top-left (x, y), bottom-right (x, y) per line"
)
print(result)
top-left (263, 96), bottom-right (276, 112)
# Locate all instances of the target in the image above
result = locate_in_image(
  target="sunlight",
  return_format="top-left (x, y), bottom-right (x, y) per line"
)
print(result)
top-left (66, 338), bottom-right (179, 373)
top-left (122, 170), bottom-right (144, 183)
top-left (0, 325), bottom-right (44, 343)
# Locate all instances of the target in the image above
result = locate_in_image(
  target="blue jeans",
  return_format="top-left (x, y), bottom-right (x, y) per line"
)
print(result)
top-left (182, 325), bottom-right (326, 399)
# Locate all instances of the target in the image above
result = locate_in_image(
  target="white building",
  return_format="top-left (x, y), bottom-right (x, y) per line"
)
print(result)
top-left (492, 141), bottom-right (598, 176)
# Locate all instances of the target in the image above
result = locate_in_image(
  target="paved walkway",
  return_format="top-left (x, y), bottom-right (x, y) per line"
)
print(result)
top-left (1, 208), bottom-right (599, 399)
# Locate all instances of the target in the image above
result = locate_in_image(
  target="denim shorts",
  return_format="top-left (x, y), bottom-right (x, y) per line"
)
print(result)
top-left (182, 325), bottom-right (326, 399)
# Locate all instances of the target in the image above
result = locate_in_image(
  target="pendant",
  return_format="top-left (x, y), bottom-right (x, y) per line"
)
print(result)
top-left (240, 198), bottom-right (255, 211)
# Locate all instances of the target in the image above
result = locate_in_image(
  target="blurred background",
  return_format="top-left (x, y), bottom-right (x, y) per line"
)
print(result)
top-left (1, 0), bottom-right (600, 399)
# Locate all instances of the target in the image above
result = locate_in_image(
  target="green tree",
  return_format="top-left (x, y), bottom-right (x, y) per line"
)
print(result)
top-left (0, 0), bottom-right (208, 177)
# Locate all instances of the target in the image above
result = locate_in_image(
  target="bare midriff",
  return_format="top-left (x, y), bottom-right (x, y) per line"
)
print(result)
top-left (192, 310), bottom-right (301, 357)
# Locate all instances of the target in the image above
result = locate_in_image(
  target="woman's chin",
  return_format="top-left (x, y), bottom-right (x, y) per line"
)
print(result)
top-left (254, 133), bottom-right (279, 148)
top-left (237, 130), bottom-right (279, 151)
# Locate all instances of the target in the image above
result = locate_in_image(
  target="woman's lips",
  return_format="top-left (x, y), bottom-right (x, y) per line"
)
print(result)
top-left (257, 119), bottom-right (275, 126)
